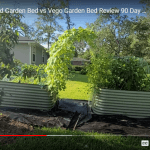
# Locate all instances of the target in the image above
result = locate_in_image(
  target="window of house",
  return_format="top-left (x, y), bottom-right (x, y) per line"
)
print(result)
top-left (33, 53), bottom-right (35, 61)
top-left (42, 50), bottom-right (44, 63)
top-left (32, 46), bottom-right (36, 63)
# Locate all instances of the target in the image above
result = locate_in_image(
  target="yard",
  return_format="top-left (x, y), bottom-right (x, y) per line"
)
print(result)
top-left (1, 6), bottom-right (150, 149)
top-left (0, 71), bottom-right (150, 149)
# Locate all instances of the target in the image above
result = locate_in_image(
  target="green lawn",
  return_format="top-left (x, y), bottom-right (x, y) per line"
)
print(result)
top-left (0, 126), bottom-right (149, 150)
top-left (58, 72), bottom-right (93, 100)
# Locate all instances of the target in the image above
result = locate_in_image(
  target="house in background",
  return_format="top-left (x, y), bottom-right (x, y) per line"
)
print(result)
top-left (11, 36), bottom-right (49, 65)
top-left (71, 57), bottom-right (90, 66)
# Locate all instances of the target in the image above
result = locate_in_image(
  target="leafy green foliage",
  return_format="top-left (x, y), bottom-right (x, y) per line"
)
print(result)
top-left (88, 52), bottom-right (150, 92)
top-left (10, 63), bottom-right (47, 85)
top-left (73, 66), bottom-right (84, 71)
top-left (11, 58), bottom-right (24, 76)
top-left (13, 58), bottom-right (24, 67)
top-left (20, 64), bottom-right (37, 80)
top-left (79, 48), bottom-right (91, 60)
top-left (86, 8), bottom-right (132, 56)
top-left (18, 64), bottom-right (47, 82)
top-left (125, 16), bottom-right (150, 58)
top-left (107, 56), bottom-right (150, 91)
top-left (0, 62), bottom-right (12, 79)
top-left (87, 46), bottom-right (114, 90)
top-left (0, 11), bottom-right (27, 79)
top-left (80, 67), bottom-right (87, 75)
top-left (34, 0), bottom-right (66, 50)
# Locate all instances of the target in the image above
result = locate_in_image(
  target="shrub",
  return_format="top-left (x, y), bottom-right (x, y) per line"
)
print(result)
top-left (87, 46), bottom-right (113, 90)
top-left (10, 64), bottom-right (48, 85)
top-left (75, 66), bottom-right (82, 71)
top-left (107, 56), bottom-right (150, 91)
top-left (80, 67), bottom-right (87, 75)
top-left (20, 64), bottom-right (37, 79)
top-left (71, 70), bottom-right (76, 73)
top-left (11, 58), bottom-right (24, 76)
top-left (72, 65), bottom-right (84, 71)
top-left (0, 62), bottom-right (12, 79)
top-left (88, 46), bottom-right (150, 92)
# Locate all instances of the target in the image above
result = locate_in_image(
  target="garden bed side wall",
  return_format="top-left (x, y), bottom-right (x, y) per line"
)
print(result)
top-left (0, 81), bottom-right (55, 110)
top-left (92, 88), bottom-right (150, 118)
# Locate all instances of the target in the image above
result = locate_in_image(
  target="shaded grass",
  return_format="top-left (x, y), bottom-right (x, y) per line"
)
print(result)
top-left (0, 127), bottom-right (149, 150)
top-left (68, 71), bottom-right (89, 83)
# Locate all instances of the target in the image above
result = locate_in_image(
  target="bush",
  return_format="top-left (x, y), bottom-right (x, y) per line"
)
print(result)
top-left (20, 64), bottom-right (37, 79)
top-left (10, 64), bottom-right (48, 85)
top-left (107, 56), bottom-right (150, 91)
top-left (88, 46), bottom-right (150, 92)
top-left (12, 63), bottom-right (47, 81)
top-left (11, 58), bottom-right (24, 76)
top-left (80, 67), bottom-right (87, 75)
top-left (87, 46), bottom-right (113, 90)
top-left (0, 62), bottom-right (12, 79)
top-left (71, 70), bottom-right (76, 73)
top-left (72, 65), bottom-right (84, 71)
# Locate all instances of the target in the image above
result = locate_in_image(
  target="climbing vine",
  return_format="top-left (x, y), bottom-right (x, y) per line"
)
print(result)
top-left (45, 27), bottom-right (97, 101)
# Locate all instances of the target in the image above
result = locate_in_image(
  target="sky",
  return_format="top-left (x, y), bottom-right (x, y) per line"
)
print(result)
top-left (0, 0), bottom-right (148, 48)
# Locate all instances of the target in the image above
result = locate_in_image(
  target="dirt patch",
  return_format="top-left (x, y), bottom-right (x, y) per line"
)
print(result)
top-left (76, 115), bottom-right (150, 136)
top-left (0, 113), bottom-right (34, 146)
top-left (1, 106), bottom-right (150, 146)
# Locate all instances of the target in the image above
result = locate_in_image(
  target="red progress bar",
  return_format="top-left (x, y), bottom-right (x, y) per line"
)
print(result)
top-left (0, 135), bottom-right (47, 136)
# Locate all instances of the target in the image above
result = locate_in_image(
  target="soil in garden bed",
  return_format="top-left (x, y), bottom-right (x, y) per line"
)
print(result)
top-left (0, 100), bottom-right (150, 146)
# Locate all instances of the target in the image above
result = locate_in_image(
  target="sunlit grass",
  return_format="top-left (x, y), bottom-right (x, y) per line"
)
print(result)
top-left (58, 80), bottom-right (92, 100)
top-left (58, 72), bottom-right (93, 100)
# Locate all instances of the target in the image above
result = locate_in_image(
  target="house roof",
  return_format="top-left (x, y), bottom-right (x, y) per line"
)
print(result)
top-left (18, 36), bottom-right (34, 41)
top-left (18, 36), bottom-right (47, 51)
top-left (71, 57), bottom-right (90, 62)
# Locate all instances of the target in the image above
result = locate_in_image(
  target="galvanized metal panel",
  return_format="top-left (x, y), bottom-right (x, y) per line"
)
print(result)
top-left (0, 81), bottom-right (55, 110)
top-left (92, 88), bottom-right (150, 118)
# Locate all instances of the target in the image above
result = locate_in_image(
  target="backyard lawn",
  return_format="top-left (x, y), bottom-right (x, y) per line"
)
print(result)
top-left (58, 71), bottom-right (93, 100)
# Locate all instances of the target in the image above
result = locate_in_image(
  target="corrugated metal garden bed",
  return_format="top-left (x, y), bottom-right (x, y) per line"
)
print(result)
top-left (92, 88), bottom-right (150, 119)
top-left (0, 81), bottom-right (55, 111)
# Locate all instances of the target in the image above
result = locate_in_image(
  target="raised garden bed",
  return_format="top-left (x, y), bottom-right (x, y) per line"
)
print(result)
top-left (0, 81), bottom-right (55, 111)
top-left (92, 88), bottom-right (150, 119)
